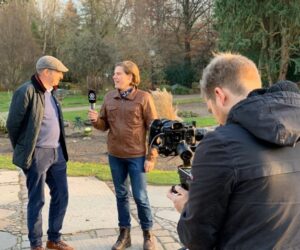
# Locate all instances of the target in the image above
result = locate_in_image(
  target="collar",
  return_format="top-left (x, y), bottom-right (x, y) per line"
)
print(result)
top-left (31, 74), bottom-right (47, 92)
top-left (31, 74), bottom-right (57, 93)
top-left (113, 87), bottom-right (138, 100)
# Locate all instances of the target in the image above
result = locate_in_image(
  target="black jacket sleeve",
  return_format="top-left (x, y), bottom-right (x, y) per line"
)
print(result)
top-left (6, 87), bottom-right (31, 148)
top-left (177, 131), bottom-right (236, 250)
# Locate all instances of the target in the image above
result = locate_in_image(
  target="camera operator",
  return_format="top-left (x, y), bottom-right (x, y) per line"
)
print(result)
top-left (167, 52), bottom-right (300, 249)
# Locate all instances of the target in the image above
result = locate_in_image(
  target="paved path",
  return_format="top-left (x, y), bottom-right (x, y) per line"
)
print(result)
top-left (0, 170), bottom-right (183, 250)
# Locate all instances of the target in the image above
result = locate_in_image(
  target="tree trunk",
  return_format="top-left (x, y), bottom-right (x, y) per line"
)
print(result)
top-left (42, 31), bottom-right (47, 54)
top-left (184, 32), bottom-right (192, 68)
top-left (278, 28), bottom-right (289, 81)
top-left (183, 0), bottom-right (192, 69)
top-left (267, 16), bottom-right (276, 86)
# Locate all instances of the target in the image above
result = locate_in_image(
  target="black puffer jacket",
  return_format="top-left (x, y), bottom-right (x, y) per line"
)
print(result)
top-left (178, 81), bottom-right (300, 250)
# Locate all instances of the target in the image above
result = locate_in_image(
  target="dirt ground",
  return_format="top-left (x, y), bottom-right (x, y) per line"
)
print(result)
top-left (0, 102), bottom-right (210, 171)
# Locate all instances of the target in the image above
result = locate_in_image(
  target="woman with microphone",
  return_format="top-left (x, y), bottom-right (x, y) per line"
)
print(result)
top-left (88, 60), bottom-right (157, 250)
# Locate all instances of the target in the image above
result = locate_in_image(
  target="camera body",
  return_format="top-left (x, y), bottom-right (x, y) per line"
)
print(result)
top-left (149, 119), bottom-right (206, 190)
top-left (149, 119), bottom-right (205, 164)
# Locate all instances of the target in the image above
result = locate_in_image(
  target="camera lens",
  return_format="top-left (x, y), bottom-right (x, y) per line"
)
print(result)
top-left (176, 142), bottom-right (193, 161)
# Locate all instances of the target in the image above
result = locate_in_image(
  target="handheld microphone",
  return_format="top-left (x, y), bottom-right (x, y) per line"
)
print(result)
top-left (88, 90), bottom-right (97, 110)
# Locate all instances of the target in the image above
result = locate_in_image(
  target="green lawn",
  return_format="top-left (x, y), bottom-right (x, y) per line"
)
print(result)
top-left (61, 94), bottom-right (202, 107)
top-left (62, 110), bottom-right (217, 128)
top-left (183, 116), bottom-right (217, 127)
top-left (0, 155), bottom-right (179, 185)
top-left (0, 91), bottom-right (13, 112)
top-left (61, 94), bottom-right (104, 108)
top-left (0, 91), bottom-right (214, 186)
top-left (174, 97), bottom-right (203, 105)
top-left (0, 91), bottom-right (104, 112)
top-left (0, 91), bottom-right (203, 112)
top-left (63, 110), bottom-right (89, 122)
top-left (0, 155), bottom-right (15, 170)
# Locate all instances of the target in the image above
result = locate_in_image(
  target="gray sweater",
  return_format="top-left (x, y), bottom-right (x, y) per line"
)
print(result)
top-left (36, 91), bottom-right (60, 148)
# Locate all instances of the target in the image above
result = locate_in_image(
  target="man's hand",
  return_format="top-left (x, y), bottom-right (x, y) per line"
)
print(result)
top-left (167, 185), bottom-right (189, 213)
top-left (144, 159), bottom-right (155, 172)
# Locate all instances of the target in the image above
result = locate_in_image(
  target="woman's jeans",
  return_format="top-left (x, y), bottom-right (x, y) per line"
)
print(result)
top-left (109, 155), bottom-right (153, 230)
top-left (25, 146), bottom-right (68, 247)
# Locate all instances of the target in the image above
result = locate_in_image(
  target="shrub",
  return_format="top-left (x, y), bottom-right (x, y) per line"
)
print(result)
top-left (59, 82), bottom-right (72, 90)
top-left (0, 112), bottom-right (8, 133)
top-left (157, 84), bottom-right (172, 92)
top-left (191, 82), bottom-right (200, 93)
top-left (171, 84), bottom-right (192, 95)
top-left (54, 88), bottom-right (69, 103)
top-left (73, 116), bottom-right (85, 130)
top-left (165, 63), bottom-right (196, 88)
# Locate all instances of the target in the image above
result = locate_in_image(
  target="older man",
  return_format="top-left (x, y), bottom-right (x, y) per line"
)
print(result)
top-left (7, 56), bottom-right (74, 250)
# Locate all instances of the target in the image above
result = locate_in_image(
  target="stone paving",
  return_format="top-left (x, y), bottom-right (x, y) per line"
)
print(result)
top-left (0, 170), bottom-right (183, 250)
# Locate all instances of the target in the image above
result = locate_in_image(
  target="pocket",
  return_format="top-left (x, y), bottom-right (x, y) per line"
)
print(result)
top-left (106, 105), bottom-right (118, 122)
top-left (126, 106), bottom-right (142, 125)
top-left (56, 145), bottom-right (67, 163)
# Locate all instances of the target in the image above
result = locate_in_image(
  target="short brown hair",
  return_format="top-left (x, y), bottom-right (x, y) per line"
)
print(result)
top-left (200, 52), bottom-right (262, 100)
top-left (115, 60), bottom-right (140, 86)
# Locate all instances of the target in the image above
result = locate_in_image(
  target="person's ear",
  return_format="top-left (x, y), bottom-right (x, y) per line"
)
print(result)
top-left (127, 73), bottom-right (133, 83)
top-left (214, 87), bottom-right (227, 106)
top-left (44, 69), bottom-right (51, 76)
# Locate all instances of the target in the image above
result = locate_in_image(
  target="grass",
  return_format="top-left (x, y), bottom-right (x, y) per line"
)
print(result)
top-left (63, 110), bottom-right (89, 122)
top-left (0, 91), bottom-right (202, 112)
top-left (62, 110), bottom-right (217, 128)
top-left (0, 155), bottom-right (15, 170)
top-left (0, 92), bottom-right (92, 125)
top-left (61, 95), bottom-right (88, 107)
top-left (173, 97), bottom-right (203, 105)
top-left (0, 155), bottom-right (179, 185)
top-left (0, 91), bottom-right (13, 112)
top-left (61, 94), bottom-right (103, 108)
top-left (61, 94), bottom-right (201, 108)
top-left (61, 94), bottom-right (202, 107)
top-left (0, 92), bottom-right (104, 111)
top-left (0, 90), bottom-right (214, 185)
top-left (183, 116), bottom-right (217, 127)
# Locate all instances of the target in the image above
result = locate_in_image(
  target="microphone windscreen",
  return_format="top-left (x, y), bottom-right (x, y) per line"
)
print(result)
top-left (88, 90), bottom-right (97, 104)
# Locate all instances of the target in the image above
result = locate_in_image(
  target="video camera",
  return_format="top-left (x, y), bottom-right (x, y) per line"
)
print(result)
top-left (149, 119), bottom-right (207, 190)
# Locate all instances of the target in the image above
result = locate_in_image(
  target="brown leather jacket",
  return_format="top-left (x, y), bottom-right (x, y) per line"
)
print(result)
top-left (92, 88), bottom-right (158, 161)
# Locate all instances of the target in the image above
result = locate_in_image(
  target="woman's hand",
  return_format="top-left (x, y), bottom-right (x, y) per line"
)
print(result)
top-left (144, 160), bottom-right (155, 172)
top-left (88, 109), bottom-right (99, 123)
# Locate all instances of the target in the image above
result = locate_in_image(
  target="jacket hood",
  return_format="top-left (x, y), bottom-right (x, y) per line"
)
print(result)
top-left (227, 81), bottom-right (300, 146)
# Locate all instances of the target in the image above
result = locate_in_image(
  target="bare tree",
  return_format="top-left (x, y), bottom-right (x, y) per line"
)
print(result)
top-left (167, 0), bottom-right (213, 68)
top-left (113, 0), bottom-right (172, 87)
top-left (81, 0), bottom-right (131, 38)
top-left (0, 0), bottom-right (40, 90)
top-left (58, 0), bottom-right (131, 91)
top-left (36, 0), bottom-right (62, 55)
top-left (110, 0), bottom-right (215, 87)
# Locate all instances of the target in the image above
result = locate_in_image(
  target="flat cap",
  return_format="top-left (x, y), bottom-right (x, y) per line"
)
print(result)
top-left (36, 55), bottom-right (69, 73)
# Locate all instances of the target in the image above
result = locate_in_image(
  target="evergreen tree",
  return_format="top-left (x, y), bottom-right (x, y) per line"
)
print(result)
top-left (214, 0), bottom-right (300, 85)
